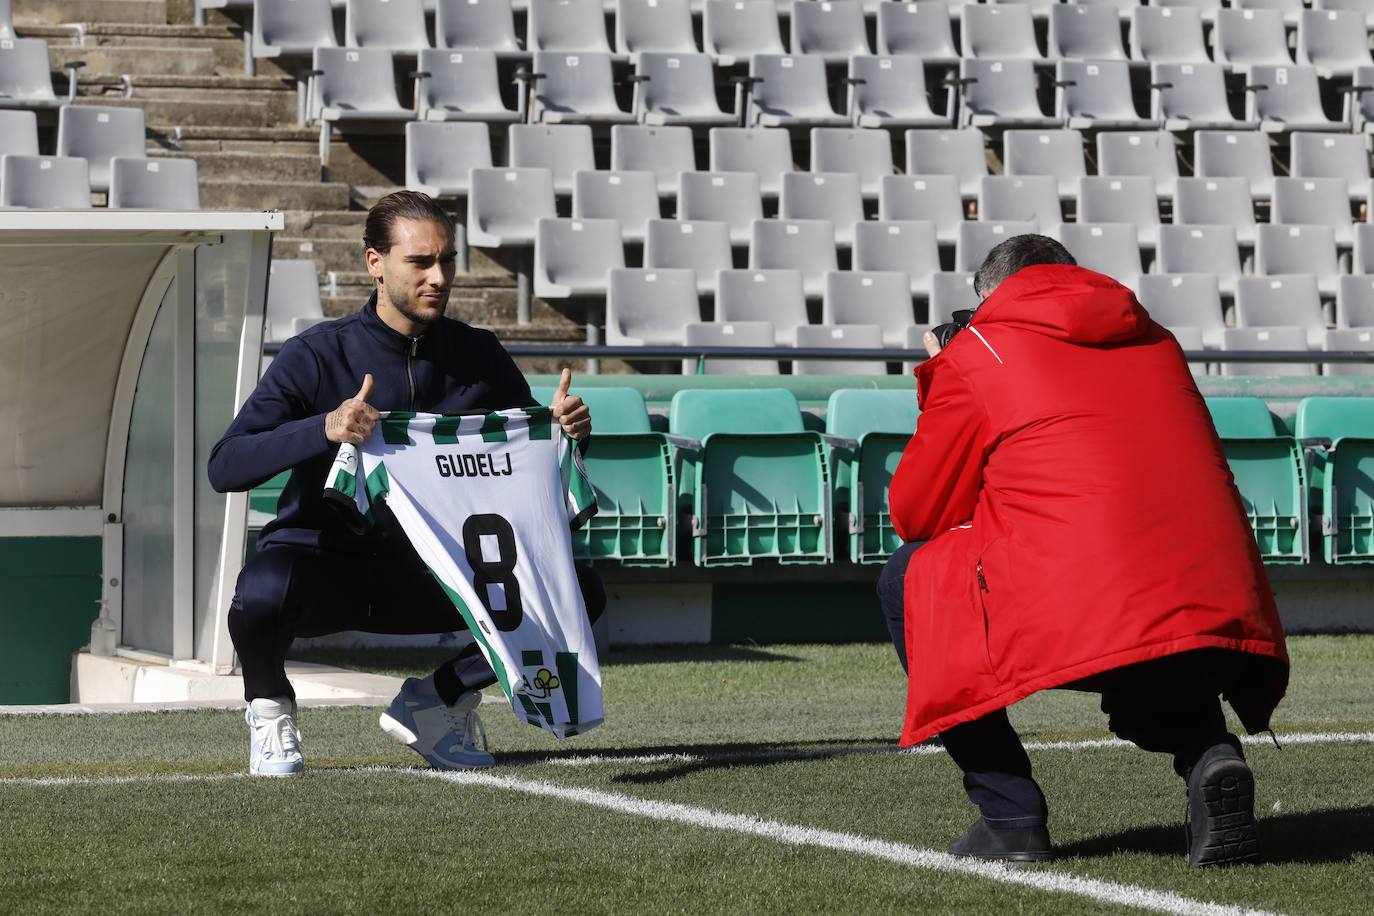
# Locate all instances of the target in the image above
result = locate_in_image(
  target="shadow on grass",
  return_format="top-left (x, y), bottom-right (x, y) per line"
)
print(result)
top-left (288, 644), bottom-right (803, 675)
top-left (602, 645), bottom-right (803, 666)
top-left (1056, 805), bottom-right (1374, 864)
top-left (487, 737), bottom-right (902, 775)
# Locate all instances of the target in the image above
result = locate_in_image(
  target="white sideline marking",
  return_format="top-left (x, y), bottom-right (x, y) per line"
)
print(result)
top-left (422, 768), bottom-right (1277, 916)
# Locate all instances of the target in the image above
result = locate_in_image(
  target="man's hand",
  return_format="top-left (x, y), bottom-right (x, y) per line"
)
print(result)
top-left (923, 330), bottom-right (943, 359)
top-left (551, 368), bottom-right (592, 440)
top-left (325, 373), bottom-right (381, 445)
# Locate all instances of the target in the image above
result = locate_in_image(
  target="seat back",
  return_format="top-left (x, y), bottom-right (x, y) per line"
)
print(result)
top-left (715, 269), bottom-right (807, 344)
top-left (1057, 223), bottom-right (1143, 288)
top-left (670, 387), bottom-right (805, 438)
top-left (405, 121), bottom-right (492, 194)
top-left (56, 105), bottom-right (145, 193)
top-left (109, 157), bottom-right (200, 209)
top-left (1152, 62), bottom-right (1238, 125)
top-left (0, 37), bottom-right (57, 104)
top-left (616, 0), bottom-right (696, 56)
top-left (1194, 130), bottom-right (1275, 199)
top-left (794, 324), bottom-right (887, 375)
top-left (822, 271), bottom-right (914, 346)
top-left (1097, 130), bottom-right (1179, 198)
top-left (1295, 397), bottom-right (1374, 562)
top-left (1291, 132), bottom-right (1369, 200)
top-left (435, 0), bottom-right (521, 52)
top-left (509, 123), bottom-right (596, 193)
top-left (1298, 9), bottom-right (1373, 73)
top-left (853, 220), bottom-right (941, 301)
top-left (645, 219), bottom-right (732, 292)
top-left (606, 267), bottom-right (703, 346)
top-left (0, 110), bottom-right (38, 157)
top-left (1248, 64), bottom-right (1331, 126)
top-left (963, 4), bottom-right (1041, 59)
top-left (613, 124), bottom-right (697, 195)
top-left (1273, 177), bottom-right (1353, 233)
top-left (811, 125), bottom-right (895, 198)
top-left (256, 0), bottom-right (338, 54)
top-left (876, 1), bottom-right (958, 59)
top-left (1235, 274), bottom-right (1325, 338)
top-left (0, 155), bottom-right (91, 208)
top-left (749, 53), bottom-right (840, 120)
top-left (466, 167), bottom-right (557, 246)
top-left (677, 171), bottom-right (764, 245)
top-left (533, 217), bottom-right (625, 297)
top-left (531, 51), bottom-right (626, 121)
top-left (313, 47), bottom-right (405, 115)
top-left (635, 53), bottom-right (725, 119)
top-left (979, 175), bottom-right (1063, 228)
top-left (1157, 225), bottom-right (1242, 293)
top-left (1003, 128), bottom-right (1086, 196)
top-left (1050, 4), bottom-right (1127, 60)
top-left (346, 0), bottom-right (430, 50)
top-left (1078, 176), bottom-right (1161, 232)
top-left (780, 171), bottom-right (864, 245)
top-left (748, 218), bottom-right (838, 296)
top-left (265, 260), bottom-right (325, 343)
top-left (955, 220), bottom-right (1037, 271)
top-left (1255, 224), bottom-right (1339, 281)
top-left (827, 387), bottom-right (919, 562)
top-left (1208, 395), bottom-right (1308, 560)
top-left (528, 0), bottom-right (612, 52)
top-left (904, 128), bottom-right (986, 198)
top-left (682, 321), bottom-right (779, 375)
top-left (1338, 274), bottom-right (1374, 327)
top-left (930, 271), bottom-right (979, 323)
top-left (417, 49), bottom-right (510, 116)
top-left (1130, 6), bottom-right (1208, 64)
top-left (1137, 273), bottom-right (1226, 339)
top-left (1214, 8), bottom-right (1291, 67)
top-left (572, 170), bottom-right (660, 240)
top-left (702, 0), bottom-right (785, 61)
top-left (791, 0), bottom-right (870, 57)
top-left (1174, 176), bottom-right (1256, 230)
top-left (879, 173), bottom-right (963, 242)
top-left (960, 58), bottom-right (1050, 123)
top-left (1058, 60), bottom-right (1144, 125)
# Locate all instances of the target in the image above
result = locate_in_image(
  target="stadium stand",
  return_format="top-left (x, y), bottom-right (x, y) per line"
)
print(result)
top-left (645, 218), bottom-right (732, 296)
top-left (56, 105), bottom-right (145, 194)
top-left (852, 220), bottom-right (941, 300)
top-left (632, 53), bottom-right (735, 127)
top-left (606, 267), bottom-right (702, 345)
top-left (616, 0), bottom-right (697, 61)
top-left (780, 171), bottom-right (865, 248)
top-left (874, 2), bottom-right (959, 63)
top-left (434, 0), bottom-right (524, 56)
top-left (404, 121), bottom-right (493, 196)
top-left (794, 324), bottom-right (888, 375)
top-left (467, 167), bottom-right (557, 247)
top-left (509, 123), bottom-right (595, 195)
top-left (613, 125), bottom-right (697, 197)
top-left (821, 270), bottom-right (914, 347)
top-left (846, 56), bottom-right (951, 131)
top-left (678, 171), bottom-right (763, 246)
top-left (414, 50), bottom-right (521, 123)
top-left (532, 216), bottom-right (625, 298)
top-left (749, 217), bottom-right (838, 298)
top-left (715, 268), bottom-right (808, 344)
top-left (879, 174), bottom-right (964, 244)
top-left (573, 170), bottom-right (660, 243)
top-left (682, 321), bottom-right (780, 375)
top-left (1130, 6), bottom-right (1210, 65)
top-left (346, 0), bottom-right (431, 52)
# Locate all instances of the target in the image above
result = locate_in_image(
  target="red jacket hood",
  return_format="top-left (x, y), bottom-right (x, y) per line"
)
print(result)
top-left (971, 264), bottom-right (1149, 345)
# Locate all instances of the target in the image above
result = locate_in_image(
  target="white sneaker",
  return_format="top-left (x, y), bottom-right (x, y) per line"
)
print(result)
top-left (245, 696), bottom-right (304, 777)
top-left (379, 676), bottom-right (495, 770)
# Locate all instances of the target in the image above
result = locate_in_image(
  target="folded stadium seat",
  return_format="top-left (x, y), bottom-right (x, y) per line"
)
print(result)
top-left (1078, 177), bottom-right (1161, 249)
top-left (527, 0), bottom-right (614, 54)
top-left (701, 0), bottom-right (786, 67)
top-left (1357, 223), bottom-right (1374, 273)
top-left (0, 0), bottom-right (10, 39)
top-left (405, 122), bottom-right (492, 196)
top-left (0, 155), bottom-right (91, 208)
top-left (668, 387), bottom-right (832, 565)
top-left (682, 321), bottom-right (780, 375)
top-left (55, 105), bottom-right (145, 194)
top-left (880, 174), bottom-right (964, 245)
top-left (645, 218), bottom-right (733, 296)
top-left (780, 171), bottom-right (864, 248)
top-left (0, 39), bottom-right (65, 111)
top-left (853, 220), bottom-right (941, 301)
top-left (1003, 129), bottom-right (1086, 200)
top-left (1205, 395), bottom-right (1309, 561)
top-left (1337, 274), bottom-right (1374, 327)
top-left (1213, 8), bottom-right (1292, 71)
top-left (746, 54), bottom-right (849, 128)
top-left (1173, 176), bottom-right (1257, 246)
top-left (1248, 65), bottom-right (1349, 134)
top-left (0, 110), bottom-right (38, 157)
top-left (1321, 328), bottom-right (1374, 375)
top-left (979, 175), bottom-right (1064, 235)
top-left (605, 266), bottom-right (702, 343)
top-left (572, 170), bottom-right (661, 243)
top-left (955, 59), bottom-right (1061, 129)
top-left (616, 0), bottom-right (698, 61)
top-left (1291, 133), bottom-right (1369, 204)
top-left (1096, 130), bottom-right (1180, 201)
top-left (253, 0), bottom-right (339, 76)
top-left (1221, 326), bottom-right (1315, 378)
top-left (1058, 223), bottom-right (1144, 291)
top-left (265, 260), bottom-right (327, 344)
top-left (508, 123), bottom-right (596, 195)
top-left (904, 129), bottom-right (987, 200)
top-left (346, 0), bottom-right (431, 51)
top-left (533, 217), bottom-right (626, 298)
top-left (749, 218), bottom-right (839, 298)
top-left (790, 0), bottom-right (870, 62)
top-left (631, 53), bottom-right (735, 127)
top-left (716, 269), bottom-right (807, 343)
top-left (1137, 273), bottom-right (1227, 347)
top-left (875, 1), bottom-right (960, 64)
top-left (677, 171), bottom-right (763, 246)
top-left (530, 52), bottom-right (635, 124)
top-left (307, 48), bottom-right (415, 166)
top-left (1154, 0), bottom-right (1223, 24)
top-left (1236, 273), bottom-right (1328, 348)
top-left (1150, 63), bottom-right (1259, 132)
top-left (1233, 0), bottom-right (1304, 27)
top-left (1157, 224), bottom-right (1244, 298)
top-left (822, 270), bottom-right (915, 346)
top-left (956, 221), bottom-right (1037, 272)
top-left (1315, 0), bottom-right (1374, 26)
top-left (1055, 60), bottom-right (1161, 131)
top-left (961, 4), bottom-right (1043, 60)
top-left (846, 57), bottom-right (951, 131)
top-left (1048, 4), bottom-right (1128, 61)
top-left (415, 50), bottom-right (520, 122)
top-left (794, 324), bottom-right (889, 375)
top-left (434, 0), bottom-right (524, 56)
top-left (1297, 9), bottom-right (1374, 79)
top-left (1193, 129), bottom-right (1275, 200)
top-left (825, 387), bottom-right (920, 564)
top-left (930, 270), bottom-right (979, 321)
top-left (1272, 177), bottom-right (1356, 248)
top-left (466, 167), bottom-right (557, 246)
top-left (1295, 396), bottom-right (1374, 562)
top-left (108, 157), bottom-right (200, 209)
top-left (1255, 224), bottom-right (1340, 298)
top-left (709, 126), bottom-right (793, 199)
top-left (614, 124), bottom-right (697, 197)
top-left (1129, 6), bottom-right (1210, 65)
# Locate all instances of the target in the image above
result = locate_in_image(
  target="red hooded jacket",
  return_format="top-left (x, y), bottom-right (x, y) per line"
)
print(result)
top-left (889, 264), bottom-right (1289, 747)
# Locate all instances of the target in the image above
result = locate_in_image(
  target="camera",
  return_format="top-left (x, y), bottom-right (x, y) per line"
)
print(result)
top-left (930, 309), bottom-right (975, 350)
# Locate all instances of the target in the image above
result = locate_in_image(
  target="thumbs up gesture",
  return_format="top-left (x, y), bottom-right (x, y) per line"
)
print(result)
top-left (550, 368), bottom-right (592, 441)
top-left (325, 373), bottom-right (381, 445)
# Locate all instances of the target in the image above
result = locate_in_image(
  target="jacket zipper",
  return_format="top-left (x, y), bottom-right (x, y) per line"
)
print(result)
top-left (977, 561), bottom-right (988, 592)
top-left (407, 337), bottom-right (419, 411)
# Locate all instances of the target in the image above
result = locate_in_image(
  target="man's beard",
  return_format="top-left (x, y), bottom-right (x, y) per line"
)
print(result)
top-left (386, 282), bottom-right (448, 328)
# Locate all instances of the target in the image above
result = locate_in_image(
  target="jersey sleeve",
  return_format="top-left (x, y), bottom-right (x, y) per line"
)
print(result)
top-left (321, 441), bottom-right (392, 534)
top-left (558, 429), bottom-right (599, 530)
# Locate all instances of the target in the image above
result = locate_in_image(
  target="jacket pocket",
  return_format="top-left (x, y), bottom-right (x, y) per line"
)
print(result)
top-left (976, 537), bottom-right (1008, 676)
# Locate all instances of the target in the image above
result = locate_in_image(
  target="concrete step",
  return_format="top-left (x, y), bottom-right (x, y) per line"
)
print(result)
top-left (153, 136), bottom-right (318, 157)
top-left (150, 149), bottom-right (319, 182)
top-left (201, 179), bottom-right (351, 211)
top-left (273, 236), bottom-right (364, 275)
top-left (165, 124), bottom-right (318, 143)
top-left (75, 94), bottom-right (278, 129)
top-left (57, 43), bottom-right (217, 77)
top-left (16, 0), bottom-right (169, 26)
top-left (281, 209), bottom-right (366, 239)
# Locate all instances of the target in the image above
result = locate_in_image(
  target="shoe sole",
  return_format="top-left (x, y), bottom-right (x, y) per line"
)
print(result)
top-left (1190, 758), bottom-right (1260, 867)
top-left (378, 712), bottom-right (495, 770)
top-left (952, 851), bottom-right (1053, 865)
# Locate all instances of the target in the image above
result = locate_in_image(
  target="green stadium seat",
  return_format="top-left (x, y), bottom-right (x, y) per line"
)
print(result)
top-left (826, 389), bottom-right (919, 564)
top-left (669, 388), bottom-right (832, 567)
top-left (249, 470), bottom-right (291, 522)
top-left (1206, 397), bottom-right (1309, 564)
top-left (1296, 397), bottom-right (1374, 564)
top-left (531, 385), bottom-right (676, 566)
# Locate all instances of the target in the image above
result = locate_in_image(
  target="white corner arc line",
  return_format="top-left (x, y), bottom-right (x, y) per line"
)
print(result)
top-left (421, 768), bottom-right (1278, 916)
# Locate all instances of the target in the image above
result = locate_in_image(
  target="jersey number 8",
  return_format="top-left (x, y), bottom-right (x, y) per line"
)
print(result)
top-left (462, 513), bottom-right (523, 631)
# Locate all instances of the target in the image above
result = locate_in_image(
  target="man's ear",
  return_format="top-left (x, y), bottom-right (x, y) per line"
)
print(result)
top-left (364, 247), bottom-right (384, 283)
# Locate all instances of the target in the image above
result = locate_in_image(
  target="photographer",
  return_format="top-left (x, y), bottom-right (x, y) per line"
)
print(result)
top-left (876, 235), bottom-right (1290, 866)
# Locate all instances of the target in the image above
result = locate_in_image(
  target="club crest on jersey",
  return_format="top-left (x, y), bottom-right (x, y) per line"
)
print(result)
top-left (435, 452), bottom-right (514, 479)
top-left (530, 668), bottom-right (561, 698)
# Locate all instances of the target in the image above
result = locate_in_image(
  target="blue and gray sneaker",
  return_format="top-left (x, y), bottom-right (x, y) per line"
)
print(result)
top-left (245, 696), bottom-right (304, 777)
top-left (379, 676), bottom-right (495, 770)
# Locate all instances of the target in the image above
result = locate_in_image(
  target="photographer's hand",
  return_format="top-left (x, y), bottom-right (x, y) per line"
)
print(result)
top-left (923, 331), bottom-right (943, 358)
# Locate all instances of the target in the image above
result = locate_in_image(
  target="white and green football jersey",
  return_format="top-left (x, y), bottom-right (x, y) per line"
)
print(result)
top-left (324, 407), bottom-right (602, 738)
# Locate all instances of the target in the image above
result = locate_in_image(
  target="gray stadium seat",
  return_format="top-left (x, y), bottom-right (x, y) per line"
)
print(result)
top-left (1056, 60), bottom-right (1158, 131)
top-left (1213, 9), bottom-right (1292, 70)
top-left (606, 267), bottom-right (702, 344)
top-left (979, 175), bottom-right (1063, 234)
top-left (702, 0), bottom-right (785, 67)
top-left (1129, 6), bottom-right (1209, 65)
top-left (416, 50), bottom-right (520, 122)
top-left (1272, 177), bottom-right (1355, 248)
top-left (822, 271), bottom-right (914, 347)
top-left (309, 48), bottom-right (414, 164)
top-left (1049, 4), bottom-right (1127, 61)
top-left (1355, 222), bottom-right (1374, 273)
top-left (405, 121), bottom-right (492, 196)
top-left (466, 167), bottom-right (557, 246)
top-left (1169, 326), bottom-right (1210, 377)
top-left (0, 155), bottom-right (90, 208)
top-left (265, 260), bottom-right (326, 344)
top-left (1137, 273), bottom-right (1226, 347)
top-left (0, 110), bottom-right (38, 157)
top-left (749, 218), bottom-right (839, 299)
top-left (534, 217), bottom-right (625, 298)
top-left (810, 127), bottom-right (893, 200)
top-left (56, 105), bottom-right (145, 194)
top-left (632, 53), bottom-right (734, 127)
top-left (747, 54), bottom-right (848, 128)
top-left (847, 56), bottom-right (950, 130)
top-left (1078, 176), bottom-right (1161, 248)
top-left (682, 321), bottom-right (779, 375)
top-left (956, 220), bottom-right (1037, 272)
top-left (616, 0), bottom-right (697, 60)
top-left (645, 218), bottom-right (732, 296)
top-left (904, 128), bottom-right (987, 199)
top-left (1323, 328), bottom-right (1374, 375)
top-left (709, 126), bottom-right (792, 199)
top-left (1221, 326), bottom-right (1313, 376)
top-left (435, 0), bottom-right (523, 55)
top-left (1151, 63), bottom-right (1257, 132)
top-left (1058, 222), bottom-right (1143, 290)
top-left (1194, 130), bottom-right (1275, 200)
top-left (879, 174), bottom-right (964, 245)
top-left (1003, 129), bottom-right (1087, 199)
top-left (346, 0), bottom-right (431, 51)
top-left (1315, 0), bottom-right (1374, 25)
top-left (1337, 274), bottom-right (1374, 327)
top-left (614, 124), bottom-right (697, 197)
top-left (1173, 176), bottom-right (1257, 245)
top-left (677, 171), bottom-right (763, 246)
top-left (1154, 0), bottom-right (1222, 22)
top-left (531, 52), bottom-right (634, 124)
top-left (792, 0), bottom-right (870, 62)
top-left (0, 39), bottom-right (63, 111)
top-left (876, 1), bottom-right (959, 63)
top-left (1157, 224), bottom-right (1243, 297)
top-left (794, 323), bottom-right (888, 376)
top-left (716, 268), bottom-right (808, 344)
top-left (108, 157), bottom-right (200, 209)
top-left (1236, 273), bottom-right (1326, 348)
top-left (782, 172), bottom-right (864, 248)
top-left (1255, 224), bottom-right (1340, 297)
top-left (956, 59), bottom-right (1060, 129)
top-left (962, 4), bottom-right (1042, 60)
top-left (1291, 132), bottom-right (1370, 203)
top-left (1097, 130), bottom-right (1180, 200)
top-left (509, 123), bottom-right (596, 195)
top-left (1233, 0), bottom-right (1304, 28)
top-left (930, 271), bottom-right (979, 323)
top-left (527, 0), bottom-right (613, 53)
top-left (1247, 65), bottom-right (1348, 134)
top-left (573, 170), bottom-right (660, 242)
top-left (253, 0), bottom-right (338, 60)
top-left (0, 0), bottom-right (10, 40)
top-left (1297, 9), bottom-right (1374, 78)
top-left (1353, 65), bottom-right (1374, 134)
top-left (853, 220), bottom-right (941, 300)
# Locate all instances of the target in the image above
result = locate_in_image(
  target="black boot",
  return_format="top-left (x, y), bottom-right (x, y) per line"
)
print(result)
top-left (948, 818), bottom-right (1052, 864)
top-left (1185, 740), bottom-right (1260, 867)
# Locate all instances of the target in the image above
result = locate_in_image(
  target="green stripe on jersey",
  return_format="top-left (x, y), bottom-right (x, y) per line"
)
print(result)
top-left (522, 650), bottom-right (544, 667)
top-left (436, 579), bottom-right (514, 697)
top-left (525, 407), bottom-right (553, 440)
top-left (432, 416), bottom-right (462, 444)
top-left (364, 462), bottom-right (391, 504)
top-left (380, 412), bottom-right (417, 445)
top-left (481, 413), bottom-right (509, 442)
top-left (555, 651), bottom-right (579, 725)
top-left (333, 469), bottom-right (356, 499)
